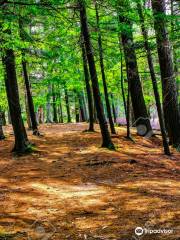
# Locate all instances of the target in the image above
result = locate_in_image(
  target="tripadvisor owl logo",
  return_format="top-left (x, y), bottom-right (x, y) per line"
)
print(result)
top-left (135, 227), bottom-right (144, 236)
top-left (134, 226), bottom-right (174, 237)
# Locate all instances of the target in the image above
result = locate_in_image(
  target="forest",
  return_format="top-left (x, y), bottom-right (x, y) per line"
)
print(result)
top-left (0, 0), bottom-right (179, 239)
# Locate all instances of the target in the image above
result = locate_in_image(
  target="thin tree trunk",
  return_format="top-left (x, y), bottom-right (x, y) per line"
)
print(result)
top-left (137, 2), bottom-right (170, 155)
top-left (8, 110), bottom-right (11, 124)
top-left (170, 0), bottom-right (179, 98)
top-left (119, 45), bottom-right (127, 120)
top-left (0, 125), bottom-right (5, 140)
top-left (25, 90), bottom-right (32, 130)
top-left (59, 92), bottom-right (64, 123)
top-left (0, 112), bottom-right (5, 140)
top-left (81, 38), bottom-right (94, 131)
top-left (94, 105), bottom-right (98, 123)
top-left (19, 19), bottom-right (39, 135)
top-left (152, 0), bottom-right (180, 147)
top-left (170, 0), bottom-right (178, 77)
top-left (46, 84), bottom-right (52, 123)
top-left (19, 19), bottom-right (39, 136)
top-left (1, 111), bottom-right (6, 125)
top-left (64, 86), bottom-right (71, 123)
top-left (78, 93), bottom-right (86, 122)
top-left (38, 106), bottom-right (44, 124)
top-left (52, 84), bottom-right (58, 123)
top-left (95, 1), bottom-right (116, 134)
top-left (75, 94), bottom-right (80, 122)
top-left (81, 91), bottom-right (88, 121)
top-left (111, 94), bottom-right (117, 124)
top-left (126, 77), bottom-right (131, 139)
top-left (22, 59), bottom-right (39, 134)
top-left (79, 0), bottom-right (114, 149)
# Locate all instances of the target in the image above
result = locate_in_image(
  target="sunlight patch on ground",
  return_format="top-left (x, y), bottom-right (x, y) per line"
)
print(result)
top-left (0, 124), bottom-right (179, 239)
top-left (120, 180), bottom-right (180, 195)
top-left (30, 182), bottom-right (106, 199)
top-left (0, 178), bottom-right (9, 183)
top-left (77, 147), bottom-right (98, 154)
top-left (124, 196), bottom-right (166, 211)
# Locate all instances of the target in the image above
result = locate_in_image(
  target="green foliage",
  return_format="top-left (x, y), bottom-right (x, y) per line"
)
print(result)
top-left (0, 0), bottom-right (179, 121)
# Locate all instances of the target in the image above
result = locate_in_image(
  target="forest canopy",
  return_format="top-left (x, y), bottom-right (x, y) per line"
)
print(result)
top-left (0, 0), bottom-right (179, 154)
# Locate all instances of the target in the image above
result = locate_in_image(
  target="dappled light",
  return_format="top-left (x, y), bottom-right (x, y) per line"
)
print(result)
top-left (0, 0), bottom-right (179, 238)
top-left (0, 124), bottom-right (179, 239)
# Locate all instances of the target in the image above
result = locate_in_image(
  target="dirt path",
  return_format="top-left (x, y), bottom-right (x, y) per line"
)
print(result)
top-left (0, 123), bottom-right (179, 240)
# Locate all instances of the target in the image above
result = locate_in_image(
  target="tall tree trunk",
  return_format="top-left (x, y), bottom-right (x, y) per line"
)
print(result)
top-left (0, 112), bottom-right (5, 140)
top-left (46, 84), bottom-right (52, 123)
top-left (59, 92), bottom-right (64, 123)
top-left (118, 7), bottom-right (152, 136)
top-left (64, 85), bottom-right (71, 123)
top-left (137, 2), bottom-right (170, 155)
top-left (152, 0), bottom-right (180, 147)
top-left (119, 45), bottom-right (127, 120)
top-left (79, 0), bottom-right (114, 149)
top-left (19, 19), bottom-right (39, 135)
top-left (22, 59), bottom-right (39, 135)
top-left (2, 49), bottom-right (30, 153)
top-left (81, 91), bottom-right (88, 121)
top-left (75, 94), bottom-right (80, 123)
top-left (24, 90), bottom-right (32, 130)
top-left (94, 104), bottom-right (98, 123)
top-left (0, 125), bottom-right (5, 140)
top-left (81, 38), bottom-right (94, 131)
top-left (78, 93), bottom-right (86, 122)
top-left (126, 77), bottom-right (131, 139)
top-left (1, 111), bottom-right (6, 125)
top-left (170, 0), bottom-right (178, 76)
top-left (170, 0), bottom-right (179, 98)
top-left (38, 106), bottom-right (44, 124)
top-left (52, 84), bottom-right (58, 123)
top-left (111, 94), bottom-right (117, 124)
top-left (94, 1), bottom-right (116, 134)
top-left (7, 110), bottom-right (11, 124)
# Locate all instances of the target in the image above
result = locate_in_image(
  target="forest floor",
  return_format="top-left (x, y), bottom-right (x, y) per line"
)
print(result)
top-left (0, 123), bottom-right (179, 240)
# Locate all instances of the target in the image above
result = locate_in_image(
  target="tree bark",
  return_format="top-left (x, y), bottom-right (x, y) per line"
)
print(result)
top-left (119, 45), bottom-right (127, 120)
top-left (170, 0), bottom-right (179, 98)
top-left (19, 19), bottom-right (39, 135)
top-left (79, 0), bottom-right (114, 149)
top-left (118, 9), bottom-right (152, 136)
top-left (38, 106), bottom-right (44, 124)
top-left (46, 84), bottom-right (52, 123)
top-left (24, 90), bottom-right (32, 130)
top-left (22, 59), bottom-right (39, 134)
top-left (126, 77), bottom-right (131, 139)
top-left (1, 111), bottom-right (6, 125)
top-left (75, 93), bottom-right (80, 122)
top-left (137, 2), bottom-right (170, 155)
top-left (81, 38), bottom-right (94, 131)
top-left (111, 94), bottom-right (117, 124)
top-left (152, 0), bottom-right (180, 147)
top-left (78, 94), bottom-right (86, 122)
top-left (58, 91), bottom-right (64, 123)
top-left (64, 86), bottom-right (71, 123)
top-left (95, 1), bottom-right (116, 134)
top-left (81, 91), bottom-right (88, 121)
top-left (0, 112), bottom-right (5, 140)
top-left (3, 49), bottom-right (30, 153)
top-left (52, 84), bottom-right (58, 123)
